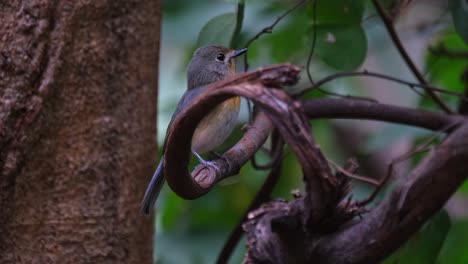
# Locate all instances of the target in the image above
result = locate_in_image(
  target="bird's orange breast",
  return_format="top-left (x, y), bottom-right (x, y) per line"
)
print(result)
top-left (190, 96), bottom-right (241, 154)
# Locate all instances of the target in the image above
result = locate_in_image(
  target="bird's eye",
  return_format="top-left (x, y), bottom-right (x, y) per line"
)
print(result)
top-left (216, 53), bottom-right (225, 62)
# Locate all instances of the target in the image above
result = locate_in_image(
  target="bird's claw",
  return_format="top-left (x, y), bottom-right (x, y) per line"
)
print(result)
top-left (199, 160), bottom-right (220, 173)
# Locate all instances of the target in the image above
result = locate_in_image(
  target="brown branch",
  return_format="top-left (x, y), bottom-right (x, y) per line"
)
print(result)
top-left (315, 122), bottom-right (468, 263)
top-left (243, 162), bottom-right (360, 263)
top-left (196, 110), bottom-right (273, 180)
top-left (372, 0), bottom-right (453, 113)
top-left (300, 98), bottom-right (465, 132)
top-left (327, 159), bottom-right (379, 186)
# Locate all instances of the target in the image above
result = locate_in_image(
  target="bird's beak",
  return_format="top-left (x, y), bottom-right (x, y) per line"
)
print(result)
top-left (231, 48), bottom-right (248, 58)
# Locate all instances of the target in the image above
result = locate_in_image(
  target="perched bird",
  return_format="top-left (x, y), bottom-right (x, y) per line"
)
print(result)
top-left (141, 45), bottom-right (247, 214)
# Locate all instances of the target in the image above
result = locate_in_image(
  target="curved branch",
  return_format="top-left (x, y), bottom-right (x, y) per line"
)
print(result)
top-left (163, 63), bottom-right (338, 226)
top-left (193, 110), bottom-right (273, 184)
top-left (162, 64), bottom-right (300, 199)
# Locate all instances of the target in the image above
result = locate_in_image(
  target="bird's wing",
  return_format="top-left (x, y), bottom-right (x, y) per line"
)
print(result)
top-left (169, 85), bottom-right (205, 126)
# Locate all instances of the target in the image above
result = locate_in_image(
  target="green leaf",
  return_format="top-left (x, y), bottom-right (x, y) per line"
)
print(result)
top-left (306, 0), bottom-right (367, 70)
top-left (383, 210), bottom-right (451, 264)
top-left (457, 180), bottom-right (468, 195)
top-left (422, 30), bottom-right (468, 110)
top-left (267, 12), bottom-right (309, 62)
top-left (308, 0), bottom-right (365, 24)
top-left (197, 13), bottom-right (237, 47)
top-left (315, 24), bottom-right (367, 70)
top-left (426, 30), bottom-right (468, 92)
top-left (449, 0), bottom-right (468, 44)
top-left (438, 220), bottom-right (468, 263)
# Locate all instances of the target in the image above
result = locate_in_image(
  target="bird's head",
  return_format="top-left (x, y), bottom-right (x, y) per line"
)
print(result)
top-left (187, 45), bottom-right (247, 89)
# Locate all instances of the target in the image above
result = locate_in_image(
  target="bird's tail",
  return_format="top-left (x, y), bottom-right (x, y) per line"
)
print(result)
top-left (140, 156), bottom-right (165, 215)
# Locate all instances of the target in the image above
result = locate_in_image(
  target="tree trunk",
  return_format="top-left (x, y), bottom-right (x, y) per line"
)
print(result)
top-left (0, 1), bottom-right (160, 263)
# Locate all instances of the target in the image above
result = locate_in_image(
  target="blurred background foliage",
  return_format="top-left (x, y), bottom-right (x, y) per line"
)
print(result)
top-left (154, 0), bottom-right (468, 263)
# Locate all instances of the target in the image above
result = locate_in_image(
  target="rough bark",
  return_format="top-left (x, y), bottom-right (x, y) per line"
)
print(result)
top-left (0, 1), bottom-right (160, 263)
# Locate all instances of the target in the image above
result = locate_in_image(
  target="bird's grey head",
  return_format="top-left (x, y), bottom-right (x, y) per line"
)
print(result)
top-left (187, 45), bottom-right (247, 90)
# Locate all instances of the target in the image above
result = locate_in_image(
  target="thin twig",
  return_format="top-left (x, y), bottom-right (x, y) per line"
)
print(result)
top-left (328, 159), bottom-right (379, 186)
top-left (299, 70), bottom-right (468, 102)
top-left (313, 87), bottom-right (379, 102)
top-left (371, 0), bottom-right (453, 113)
top-left (243, 0), bottom-right (306, 71)
top-left (305, 0), bottom-right (318, 85)
top-left (356, 122), bottom-right (459, 206)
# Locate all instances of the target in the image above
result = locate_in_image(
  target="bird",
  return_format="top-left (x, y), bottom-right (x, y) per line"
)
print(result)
top-left (140, 45), bottom-right (247, 215)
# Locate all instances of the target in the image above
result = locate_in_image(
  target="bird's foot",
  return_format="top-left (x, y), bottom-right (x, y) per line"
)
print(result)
top-left (209, 151), bottom-right (233, 172)
top-left (192, 149), bottom-right (220, 172)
